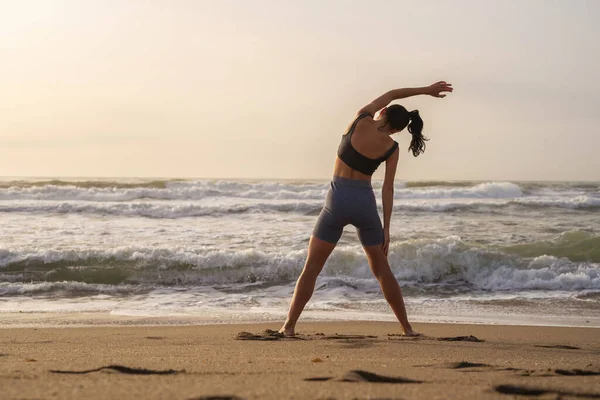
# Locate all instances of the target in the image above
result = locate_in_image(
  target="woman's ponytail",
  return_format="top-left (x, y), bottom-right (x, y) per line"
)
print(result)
top-left (407, 110), bottom-right (428, 157)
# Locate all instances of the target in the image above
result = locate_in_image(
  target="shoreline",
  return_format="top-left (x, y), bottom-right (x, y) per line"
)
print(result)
top-left (1, 312), bottom-right (599, 329)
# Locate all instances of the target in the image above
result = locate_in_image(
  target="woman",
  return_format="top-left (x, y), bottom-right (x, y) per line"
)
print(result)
top-left (279, 81), bottom-right (453, 337)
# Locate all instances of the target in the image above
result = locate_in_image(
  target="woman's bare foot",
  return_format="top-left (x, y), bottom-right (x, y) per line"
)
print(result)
top-left (402, 329), bottom-right (422, 337)
top-left (278, 327), bottom-right (295, 337)
top-left (401, 323), bottom-right (422, 337)
top-left (278, 321), bottom-right (295, 337)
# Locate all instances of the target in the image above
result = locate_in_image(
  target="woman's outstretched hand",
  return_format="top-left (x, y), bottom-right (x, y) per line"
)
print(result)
top-left (427, 81), bottom-right (453, 98)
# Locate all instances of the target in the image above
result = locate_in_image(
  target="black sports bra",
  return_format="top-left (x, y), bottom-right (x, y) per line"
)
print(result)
top-left (337, 112), bottom-right (399, 176)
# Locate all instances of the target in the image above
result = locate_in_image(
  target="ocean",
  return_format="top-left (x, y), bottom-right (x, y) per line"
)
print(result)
top-left (1, 178), bottom-right (599, 327)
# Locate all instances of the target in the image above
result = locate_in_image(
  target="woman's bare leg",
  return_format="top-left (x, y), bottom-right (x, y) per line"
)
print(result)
top-left (363, 244), bottom-right (419, 335)
top-left (279, 236), bottom-right (336, 336)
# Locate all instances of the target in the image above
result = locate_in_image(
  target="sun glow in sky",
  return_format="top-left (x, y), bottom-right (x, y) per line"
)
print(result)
top-left (1, 0), bottom-right (599, 180)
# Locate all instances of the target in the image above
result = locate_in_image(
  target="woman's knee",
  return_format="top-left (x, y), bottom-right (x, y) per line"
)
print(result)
top-left (364, 244), bottom-right (386, 263)
top-left (370, 261), bottom-right (393, 281)
top-left (299, 265), bottom-right (319, 283)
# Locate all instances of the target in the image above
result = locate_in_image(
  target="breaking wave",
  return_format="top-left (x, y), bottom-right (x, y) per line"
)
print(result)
top-left (0, 180), bottom-right (524, 201)
top-left (2, 233), bottom-right (598, 293)
top-left (1, 195), bottom-right (599, 219)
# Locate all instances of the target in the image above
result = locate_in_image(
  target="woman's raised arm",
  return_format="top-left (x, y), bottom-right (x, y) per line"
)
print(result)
top-left (358, 81), bottom-right (453, 116)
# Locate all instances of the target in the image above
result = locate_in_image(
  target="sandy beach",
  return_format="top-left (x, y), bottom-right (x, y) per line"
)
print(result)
top-left (1, 321), bottom-right (599, 400)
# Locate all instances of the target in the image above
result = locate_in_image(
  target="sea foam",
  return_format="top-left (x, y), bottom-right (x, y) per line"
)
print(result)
top-left (2, 235), bottom-right (598, 292)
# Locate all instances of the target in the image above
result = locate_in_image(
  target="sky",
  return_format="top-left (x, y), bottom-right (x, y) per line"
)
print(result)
top-left (1, 0), bottom-right (599, 181)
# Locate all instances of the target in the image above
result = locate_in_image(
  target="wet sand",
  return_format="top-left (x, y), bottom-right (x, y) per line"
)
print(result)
top-left (1, 321), bottom-right (599, 399)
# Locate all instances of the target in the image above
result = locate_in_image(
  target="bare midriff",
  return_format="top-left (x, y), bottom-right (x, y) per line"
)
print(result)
top-left (333, 157), bottom-right (371, 181)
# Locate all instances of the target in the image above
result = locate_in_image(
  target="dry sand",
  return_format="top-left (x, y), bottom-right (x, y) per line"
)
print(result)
top-left (1, 321), bottom-right (599, 399)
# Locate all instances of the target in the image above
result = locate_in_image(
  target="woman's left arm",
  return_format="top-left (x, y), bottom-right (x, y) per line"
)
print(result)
top-left (381, 148), bottom-right (399, 256)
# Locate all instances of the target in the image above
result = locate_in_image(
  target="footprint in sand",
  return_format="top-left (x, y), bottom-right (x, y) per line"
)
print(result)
top-left (235, 330), bottom-right (305, 341)
top-left (305, 370), bottom-right (422, 384)
top-left (437, 335), bottom-right (484, 342)
top-left (443, 361), bottom-right (490, 369)
top-left (419, 361), bottom-right (600, 378)
top-left (50, 365), bottom-right (182, 375)
top-left (554, 369), bottom-right (600, 376)
top-left (414, 361), bottom-right (496, 371)
top-left (534, 344), bottom-right (580, 350)
top-left (317, 334), bottom-right (378, 340)
top-left (235, 331), bottom-right (379, 341)
top-left (342, 370), bottom-right (423, 383)
top-left (189, 397), bottom-right (245, 400)
top-left (494, 384), bottom-right (600, 398)
top-left (304, 376), bottom-right (335, 381)
top-left (387, 334), bottom-right (484, 342)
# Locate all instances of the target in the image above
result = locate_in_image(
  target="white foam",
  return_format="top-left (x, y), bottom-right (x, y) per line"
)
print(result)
top-left (2, 236), bottom-right (599, 291)
top-left (5, 194), bottom-right (597, 219)
top-left (513, 195), bottom-right (600, 209)
top-left (393, 182), bottom-right (523, 199)
top-left (0, 200), bottom-right (324, 218)
top-left (1, 280), bottom-right (599, 328)
top-left (0, 281), bottom-right (146, 296)
top-left (0, 180), bottom-right (523, 202)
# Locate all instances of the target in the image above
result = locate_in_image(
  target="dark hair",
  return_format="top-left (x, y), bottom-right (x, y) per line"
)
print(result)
top-left (384, 104), bottom-right (429, 157)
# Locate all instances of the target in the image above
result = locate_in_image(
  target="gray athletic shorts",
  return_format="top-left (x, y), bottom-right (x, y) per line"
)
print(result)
top-left (312, 176), bottom-right (384, 247)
